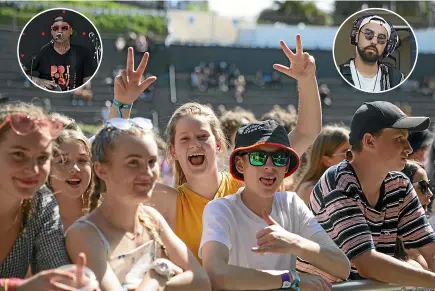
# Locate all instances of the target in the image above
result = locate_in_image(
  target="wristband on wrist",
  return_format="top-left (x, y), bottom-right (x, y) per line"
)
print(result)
top-left (0, 278), bottom-right (23, 291)
top-left (112, 99), bottom-right (132, 118)
top-left (280, 272), bottom-right (291, 289)
top-left (289, 270), bottom-right (300, 291)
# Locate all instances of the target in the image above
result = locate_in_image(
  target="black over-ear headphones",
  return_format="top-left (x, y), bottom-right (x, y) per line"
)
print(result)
top-left (350, 14), bottom-right (398, 58)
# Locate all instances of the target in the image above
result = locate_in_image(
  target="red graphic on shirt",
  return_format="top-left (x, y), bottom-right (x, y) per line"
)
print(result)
top-left (50, 65), bottom-right (70, 89)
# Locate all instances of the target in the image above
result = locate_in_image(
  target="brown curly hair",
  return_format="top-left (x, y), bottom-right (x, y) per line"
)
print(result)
top-left (220, 109), bottom-right (256, 147)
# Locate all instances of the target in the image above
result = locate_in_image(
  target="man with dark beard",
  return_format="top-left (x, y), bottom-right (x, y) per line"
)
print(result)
top-left (24, 15), bottom-right (94, 91)
top-left (339, 15), bottom-right (404, 92)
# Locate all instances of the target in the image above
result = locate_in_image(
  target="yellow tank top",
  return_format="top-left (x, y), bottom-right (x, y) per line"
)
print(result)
top-left (175, 172), bottom-right (243, 264)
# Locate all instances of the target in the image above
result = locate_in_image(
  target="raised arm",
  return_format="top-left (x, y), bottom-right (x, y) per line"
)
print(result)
top-left (273, 35), bottom-right (322, 156)
top-left (108, 47), bottom-right (156, 119)
top-left (143, 206), bottom-right (211, 291)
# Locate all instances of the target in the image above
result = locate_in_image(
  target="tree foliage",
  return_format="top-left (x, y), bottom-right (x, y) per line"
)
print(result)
top-left (0, 1), bottom-right (167, 35)
top-left (258, 1), bottom-right (330, 25)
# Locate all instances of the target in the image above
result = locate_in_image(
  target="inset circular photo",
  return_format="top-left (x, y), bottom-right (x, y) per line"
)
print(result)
top-left (333, 8), bottom-right (417, 93)
top-left (18, 8), bottom-right (102, 93)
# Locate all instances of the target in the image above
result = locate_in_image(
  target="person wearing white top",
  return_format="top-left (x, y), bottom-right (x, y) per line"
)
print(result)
top-left (338, 15), bottom-right (404, 92)
top-left (200, 119), bottom-right (350, 291)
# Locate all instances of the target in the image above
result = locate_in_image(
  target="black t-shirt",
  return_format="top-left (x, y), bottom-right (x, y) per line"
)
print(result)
top-left (25, 43), bottom-right (94, 91)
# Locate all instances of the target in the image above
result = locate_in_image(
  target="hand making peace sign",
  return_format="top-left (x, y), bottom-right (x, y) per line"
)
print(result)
top-left (114, 47), bottom-right (157, 105)
top-left (273, 34), bottom-right (316, 81)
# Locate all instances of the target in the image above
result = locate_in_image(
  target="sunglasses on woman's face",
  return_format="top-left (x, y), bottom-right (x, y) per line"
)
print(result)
top-left (413, 180), bottom-right (431, 195)
top-left (360, 29), bottom-right (388, 45)
top-left (0, 114), bottom-right (63, 138)
top-left (51, 25), bottom-right (70, 32)
top-left (240, 150), bottom-right (290, 167)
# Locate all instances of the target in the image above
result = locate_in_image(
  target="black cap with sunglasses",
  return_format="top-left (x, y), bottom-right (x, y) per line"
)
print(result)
top-left (229, 119), bottom-right (300, 181)
top-left (51, 16), bottom-right (76, 37)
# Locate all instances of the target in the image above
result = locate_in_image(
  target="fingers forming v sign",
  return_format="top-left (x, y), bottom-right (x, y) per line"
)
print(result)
top-left (273, 34), bottom-right (316, 81)
top-left (114, 47), bottom-right (157, 105)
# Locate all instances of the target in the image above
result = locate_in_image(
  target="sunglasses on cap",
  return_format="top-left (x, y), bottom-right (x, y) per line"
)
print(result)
top-left (360, 29), bottom-right (387, 45)
top-left (0, 114), bottom-right (63, 138)
top-left (96, 117), bottom-right (153, 161)
top-left (51, 25), bottom-right (70, 32)
top-left (413, 180), bottom-right (432, 196)
top-left (240, 150), bottom-right (290, 167)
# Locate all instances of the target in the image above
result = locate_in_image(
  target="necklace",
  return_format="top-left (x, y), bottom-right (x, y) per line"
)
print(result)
top-left (98, 208), bottom-right (142, 241)
top-left (355, 66), bottom-right (379, 92)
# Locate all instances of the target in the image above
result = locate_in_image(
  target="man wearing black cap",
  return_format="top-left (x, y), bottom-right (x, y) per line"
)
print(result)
top-left (199, 120), bottom-right (350, 291)
top-left (24, 15), bottom-right (94, 91)
top-left (308, 101), bottom-right (435, 288)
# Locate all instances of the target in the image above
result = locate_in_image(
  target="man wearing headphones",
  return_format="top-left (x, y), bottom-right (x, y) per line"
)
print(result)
top-left (339, 15), bottom-right (404, 92)
top-left (24, 15), bottom-right (94, 91)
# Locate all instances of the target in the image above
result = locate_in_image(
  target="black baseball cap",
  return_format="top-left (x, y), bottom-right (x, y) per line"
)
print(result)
top-left (52, 15), bottom-right (73, 28)
top-left (349, 101), bottom-right (430, 147)
top-left (229, 119), bottom-right (300, 181)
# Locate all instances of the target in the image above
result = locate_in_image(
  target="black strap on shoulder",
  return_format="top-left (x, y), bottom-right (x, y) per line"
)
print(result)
top-left (69, 45), bottom-right (77, 89)
top-left (339, 59), bottom-right (355, 85)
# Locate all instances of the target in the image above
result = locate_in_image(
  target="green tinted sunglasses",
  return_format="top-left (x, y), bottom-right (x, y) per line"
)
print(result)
top-left (240, 150), bottom-right (290, 167)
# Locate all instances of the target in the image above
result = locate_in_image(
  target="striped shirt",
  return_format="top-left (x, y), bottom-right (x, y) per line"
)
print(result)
top-left (308, 160), bottom-right (435, 280)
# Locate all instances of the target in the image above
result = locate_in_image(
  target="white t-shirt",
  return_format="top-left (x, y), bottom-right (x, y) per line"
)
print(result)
top-left (350, 60), bottom-right (381, 93)
top-left (199, 189), bottom-right (325, 271)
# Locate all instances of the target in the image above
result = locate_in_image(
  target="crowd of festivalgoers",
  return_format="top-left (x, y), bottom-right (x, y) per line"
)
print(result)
top-left (2, 36), bottom-right (435, 291)
top-left (190, 62), bottom-right (285, 103)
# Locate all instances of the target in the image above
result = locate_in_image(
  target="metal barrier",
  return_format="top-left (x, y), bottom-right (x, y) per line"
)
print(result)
top-left (332, 280), bottom-right (434, 290)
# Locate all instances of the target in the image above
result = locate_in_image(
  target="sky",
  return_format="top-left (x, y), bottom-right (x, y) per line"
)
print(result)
top-left (207, 0), bottom-right (335, 20)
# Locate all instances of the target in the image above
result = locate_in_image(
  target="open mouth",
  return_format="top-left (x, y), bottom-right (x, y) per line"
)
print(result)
top-left (66, 178), bottom-right (81, 186)
top-left (259, 176), bottom-right (276, 187)
top-left (188, 153), bottom-right (205, 166)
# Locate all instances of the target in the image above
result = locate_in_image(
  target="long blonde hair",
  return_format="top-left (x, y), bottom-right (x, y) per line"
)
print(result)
top-left (295, 125), bottom-right (349, 190)
top-left (0, 102), bottom-right (49, 233)
top-left (165, 102), bottom-right (227, 187)
top-left (90, 122), bottom-right (167, 254)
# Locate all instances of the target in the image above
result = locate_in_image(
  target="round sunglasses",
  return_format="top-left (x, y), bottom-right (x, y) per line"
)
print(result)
top-left (0, 114), bottom-right (63, 138)
top-left (51, 25), bottom-right (70, 32)
top-left (240, 150), bottom-right (290, 167)
top-left (360, 29), bottom-right (388, 45)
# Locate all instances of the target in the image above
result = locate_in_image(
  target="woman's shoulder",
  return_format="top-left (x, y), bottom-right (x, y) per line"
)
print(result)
top-left (30, 186), bottom-right (60, 223)
top-left (65, 212), bottom-right (110, 256)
